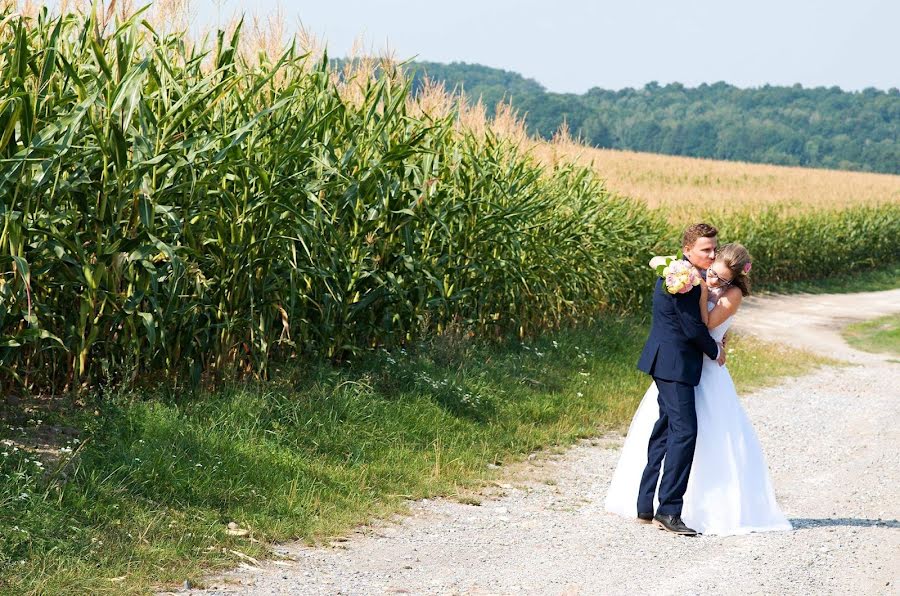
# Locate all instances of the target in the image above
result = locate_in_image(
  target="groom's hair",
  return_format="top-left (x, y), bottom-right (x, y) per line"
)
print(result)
top-left (682, 223), bottom-right (718, 249)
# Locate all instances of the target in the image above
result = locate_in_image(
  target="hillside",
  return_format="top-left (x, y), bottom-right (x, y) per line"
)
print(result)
top-left (410, 61), bottom-right (900, 175)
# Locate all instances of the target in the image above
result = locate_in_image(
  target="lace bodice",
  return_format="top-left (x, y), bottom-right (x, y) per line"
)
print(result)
top-left (706, 287), bottom-right (734, 344)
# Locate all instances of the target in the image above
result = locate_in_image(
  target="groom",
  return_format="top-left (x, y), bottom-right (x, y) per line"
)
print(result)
top-left (636, 223), bottom-right (725, 536)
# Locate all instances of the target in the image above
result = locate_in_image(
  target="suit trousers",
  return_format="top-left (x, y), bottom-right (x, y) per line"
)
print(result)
top-left (637, 377), bottom-right (698, 516)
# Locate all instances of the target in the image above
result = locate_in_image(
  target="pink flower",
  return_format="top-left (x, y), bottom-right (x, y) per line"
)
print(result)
top-left (654, 254), bottom-right (703, 294)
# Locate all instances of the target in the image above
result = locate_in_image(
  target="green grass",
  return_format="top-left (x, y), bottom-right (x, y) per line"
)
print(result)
top-left (0, 315), bottom-right (829, 595)
top-left (842, 313), bottom-right (900, 356)
top-left (725, 333), bottom-right (835, 391)
top-left (757, 263), bottom-right (900, 295)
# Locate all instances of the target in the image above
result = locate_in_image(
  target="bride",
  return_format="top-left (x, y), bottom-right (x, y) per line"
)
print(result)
top-left (605, 243), bottom-right (792, 536)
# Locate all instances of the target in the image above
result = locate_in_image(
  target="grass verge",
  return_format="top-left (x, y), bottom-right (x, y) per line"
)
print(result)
top-left (0, 316), bottom-right (830, 595)
top-left (841, 314), bottom-right (900, 357)
top-left (758, 264), bottom-right (900, 295)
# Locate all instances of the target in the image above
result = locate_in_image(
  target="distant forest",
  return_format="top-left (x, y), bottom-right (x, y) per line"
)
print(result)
top-left (409, 62), bottom-right (900, 175)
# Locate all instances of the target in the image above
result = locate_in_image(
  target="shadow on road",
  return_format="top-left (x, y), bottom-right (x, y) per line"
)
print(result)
top-left (790, 517), bottom-right (900, 529)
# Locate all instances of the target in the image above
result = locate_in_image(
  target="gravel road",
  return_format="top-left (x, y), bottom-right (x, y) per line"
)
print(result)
top-left (171, 289), bottom-right (900, 596)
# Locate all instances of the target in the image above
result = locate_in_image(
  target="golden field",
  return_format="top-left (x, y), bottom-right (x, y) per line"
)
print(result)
top-left (536, 139), bottom-right (900, 218)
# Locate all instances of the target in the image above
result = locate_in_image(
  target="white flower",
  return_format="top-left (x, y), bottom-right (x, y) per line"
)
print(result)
top-left (576, 392), bottom-right (584, 397)
top-left (649, 255), bottom-right (673, 269)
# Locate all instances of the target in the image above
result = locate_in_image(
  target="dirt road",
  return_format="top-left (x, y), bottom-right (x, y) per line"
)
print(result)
top-left (175, 289), bottom-right (900, 595)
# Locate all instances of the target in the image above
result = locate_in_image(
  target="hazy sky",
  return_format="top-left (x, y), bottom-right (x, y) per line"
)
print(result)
top-left (185, 1), bottom-right (898, 93)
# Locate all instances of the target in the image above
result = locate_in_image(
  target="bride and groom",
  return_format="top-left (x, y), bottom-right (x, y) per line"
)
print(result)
top-left (605, 223), bottom-right (791, 536)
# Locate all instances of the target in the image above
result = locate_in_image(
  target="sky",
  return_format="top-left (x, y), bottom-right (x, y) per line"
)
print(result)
top-left (99, 0), bottom-right (900, 93)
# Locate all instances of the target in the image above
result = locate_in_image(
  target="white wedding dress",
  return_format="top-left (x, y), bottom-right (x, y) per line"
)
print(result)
top-left (604, 296), bottom-right (792, 535)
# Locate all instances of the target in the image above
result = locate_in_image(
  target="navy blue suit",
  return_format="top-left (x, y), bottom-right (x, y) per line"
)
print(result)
top-left (635, 273), bottom-right (719, 516)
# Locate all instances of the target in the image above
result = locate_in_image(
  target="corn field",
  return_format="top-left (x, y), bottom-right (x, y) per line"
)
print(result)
top-left (714, 204), bottom-right (900, 286)
top-left (0, 6), bottom-right (666, 392)
top-left (1, 5), bottom-right (897, 395)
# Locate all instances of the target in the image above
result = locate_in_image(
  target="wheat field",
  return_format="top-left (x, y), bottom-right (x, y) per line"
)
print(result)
top-left (536, 139), bottom-right (900, 218)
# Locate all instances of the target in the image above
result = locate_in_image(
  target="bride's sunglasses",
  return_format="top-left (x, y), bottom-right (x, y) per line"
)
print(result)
top-left (706, 268), bottom-right (734, 287)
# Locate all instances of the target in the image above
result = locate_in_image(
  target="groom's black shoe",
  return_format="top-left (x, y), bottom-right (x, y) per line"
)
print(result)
top-left (636, 511), bottom-right (653, 524)
top-left (653, 514), bottom-right (698, 536)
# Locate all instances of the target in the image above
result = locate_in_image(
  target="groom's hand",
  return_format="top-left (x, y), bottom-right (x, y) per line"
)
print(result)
top-left (716, 342), bottom-right (726, 366)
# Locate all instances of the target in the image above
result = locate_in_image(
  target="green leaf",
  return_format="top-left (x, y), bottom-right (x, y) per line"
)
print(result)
top-left (138, 312), bottom-right (156, 348)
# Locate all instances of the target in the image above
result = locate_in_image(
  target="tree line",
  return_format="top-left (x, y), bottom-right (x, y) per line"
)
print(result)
top-left (410, 61), bottom-right (900, 174)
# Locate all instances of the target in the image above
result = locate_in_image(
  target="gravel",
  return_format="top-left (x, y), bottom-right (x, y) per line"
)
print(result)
top-left (168, 290), bottom-right (900, 596)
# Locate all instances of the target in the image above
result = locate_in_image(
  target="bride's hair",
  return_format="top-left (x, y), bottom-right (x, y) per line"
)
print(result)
top-left (717, 243), bottom-right (752, 297)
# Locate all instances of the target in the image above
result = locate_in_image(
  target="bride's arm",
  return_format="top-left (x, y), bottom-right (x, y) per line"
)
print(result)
top-left (707, 287), bottom-right (743, 329)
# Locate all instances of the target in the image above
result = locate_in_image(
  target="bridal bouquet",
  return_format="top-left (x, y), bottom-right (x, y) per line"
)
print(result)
top-left (649, 252), bottom-right (702, 294)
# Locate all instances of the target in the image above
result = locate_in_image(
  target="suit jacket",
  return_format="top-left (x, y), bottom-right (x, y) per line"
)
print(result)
top-left (637, 276), bottom-right (719, 386)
